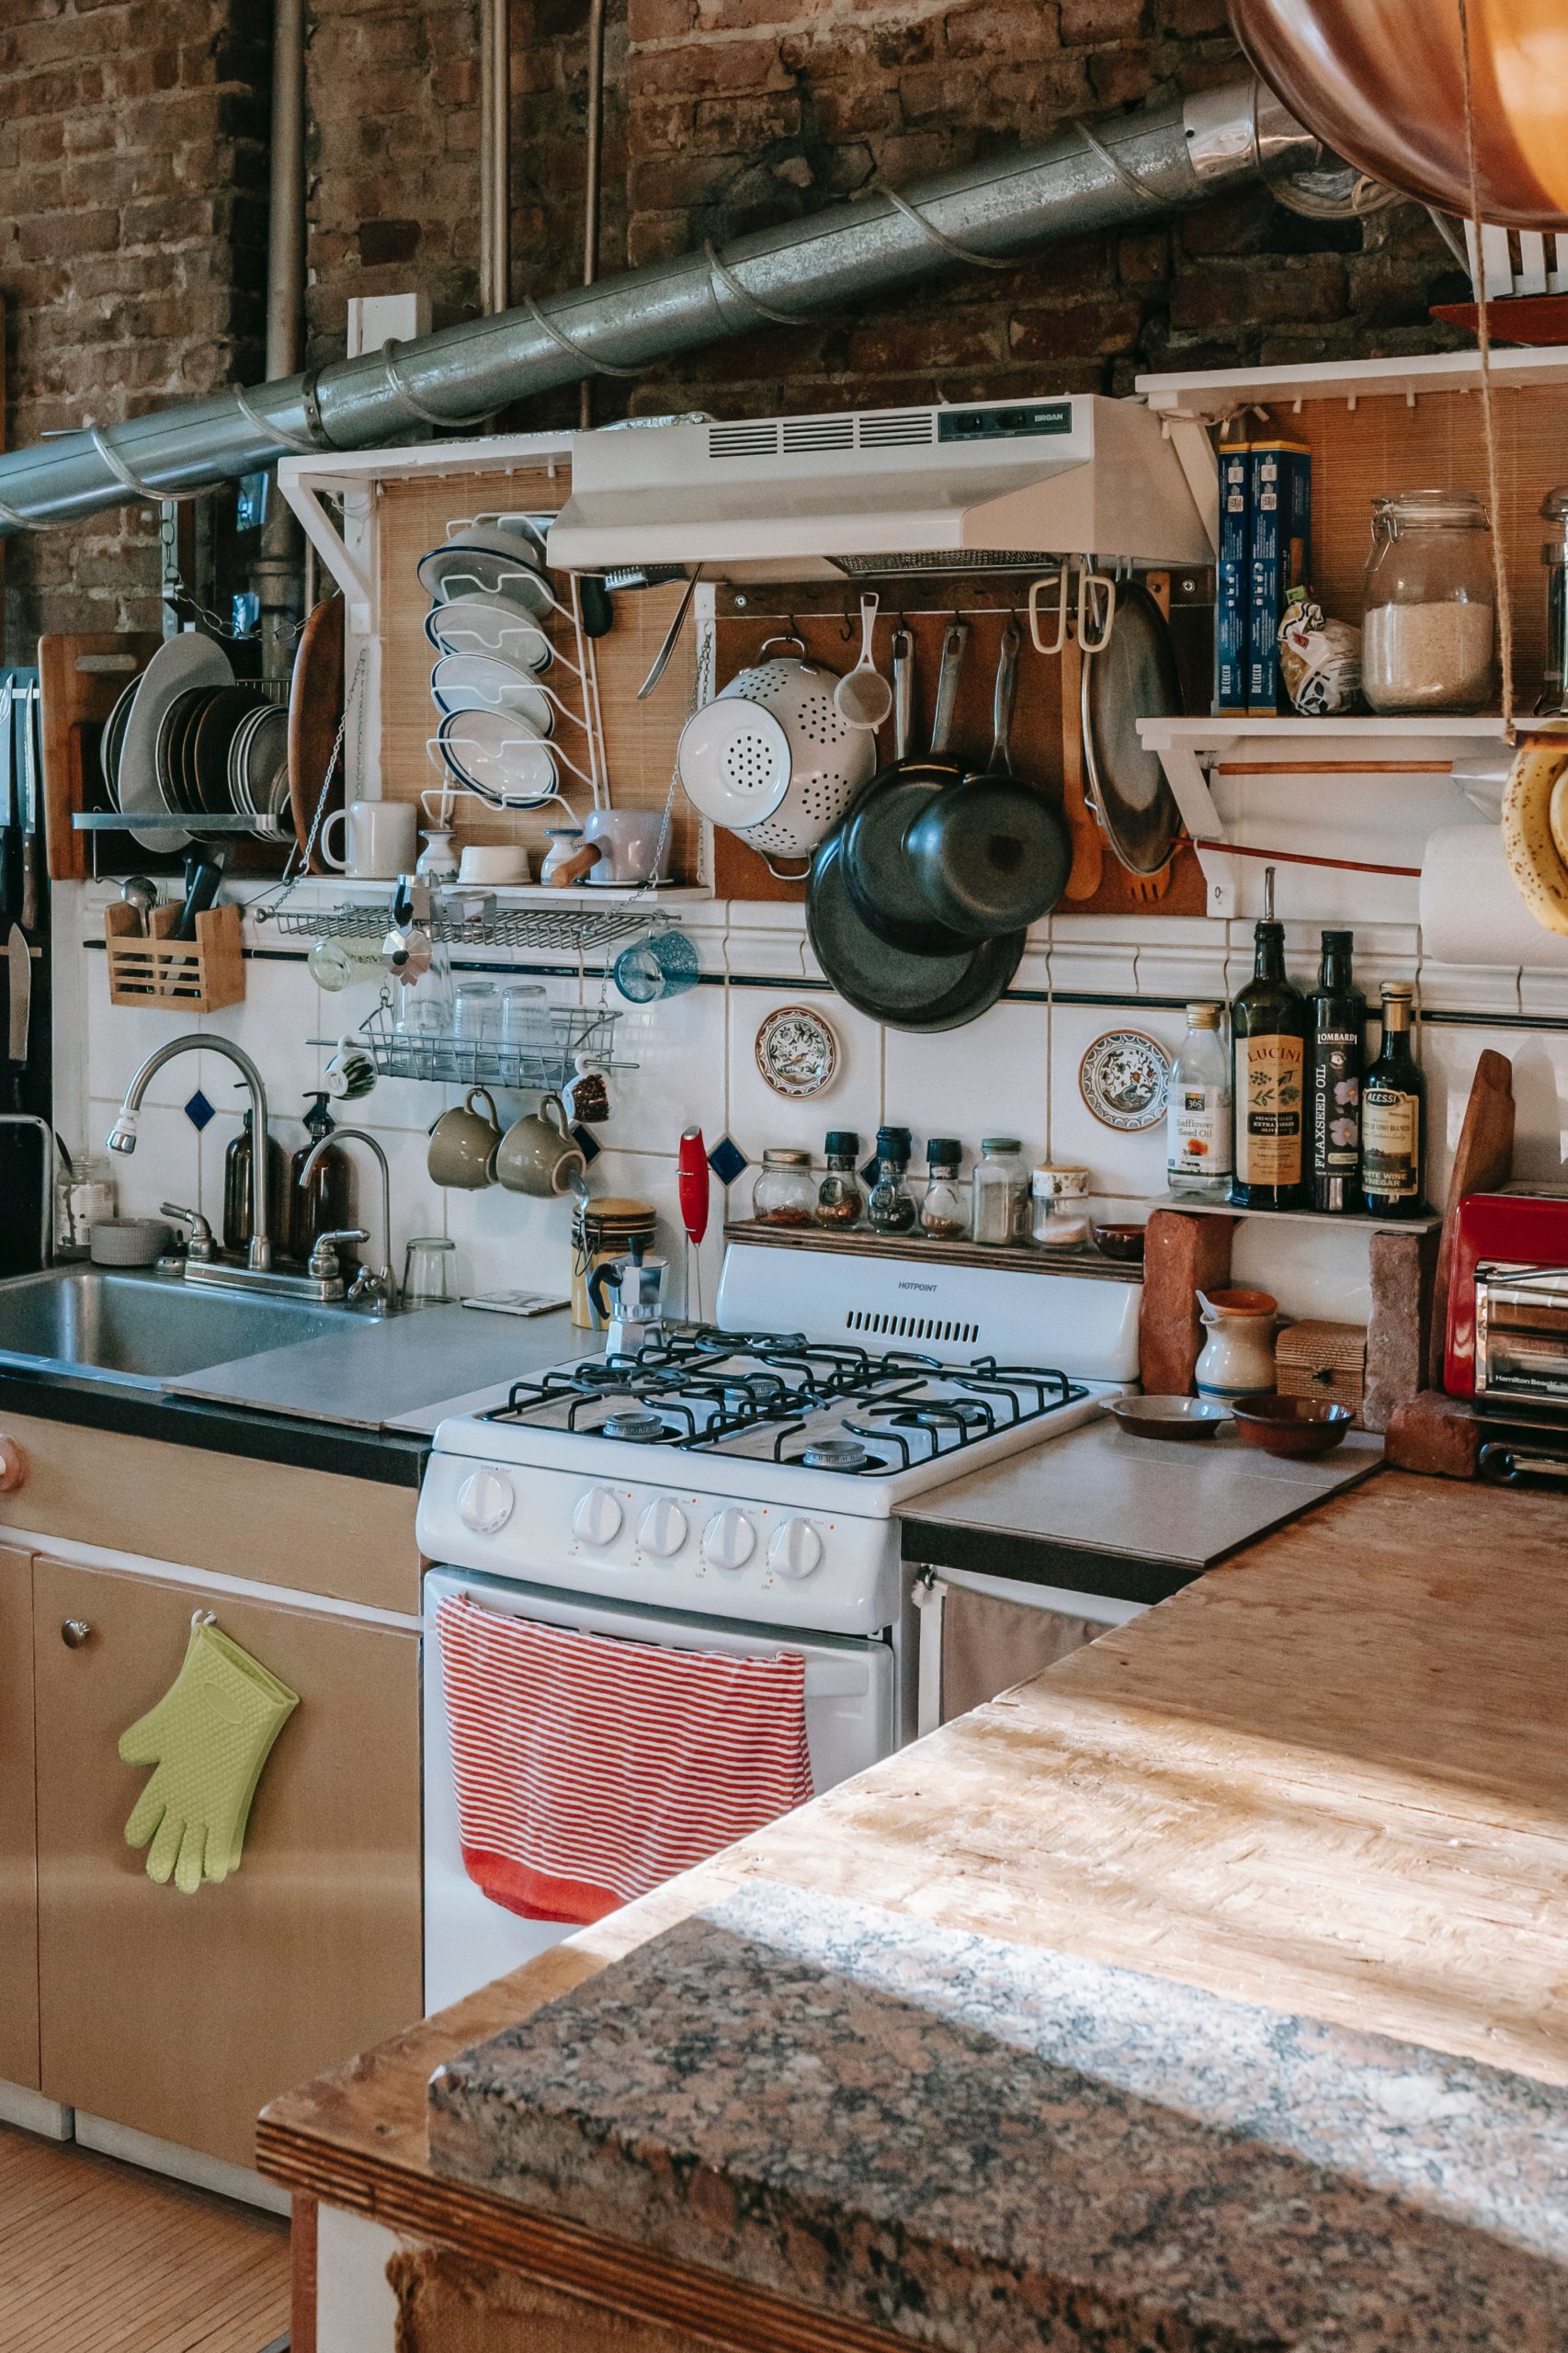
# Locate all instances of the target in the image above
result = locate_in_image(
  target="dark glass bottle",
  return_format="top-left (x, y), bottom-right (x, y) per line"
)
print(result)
top-left (222, 1107), bottom-right (288, 1256)
top-left (1229, 920), bottom-right (1308, 1211)
top-left (290, 1092), bottom-right (355, 1266)
top-left (1360, 982), bottom-right (1426, 1217)
top-left (1309, 930), bottom-right (1366, 1215)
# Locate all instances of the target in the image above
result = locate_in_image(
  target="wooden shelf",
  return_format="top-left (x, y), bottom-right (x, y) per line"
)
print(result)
top-left (722, 1219), bottom-right (1143, 1283)
top-left (1140, 715), bottom-right (1509, 745)
top-left (1136, 344), bottom-right (1568, 421)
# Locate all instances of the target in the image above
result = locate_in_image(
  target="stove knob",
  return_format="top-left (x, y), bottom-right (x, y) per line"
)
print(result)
top-left (637, 1497), bottom-right (688, 1559)
top-left (457, 1467), bottom-right (515, 1538)
top-left (767, 1518), bottom-right (824, 1581)
top-left (573, 1487), bottom-right (624, 1548)
top-left (701, 1506), bottom-right (756, 1573)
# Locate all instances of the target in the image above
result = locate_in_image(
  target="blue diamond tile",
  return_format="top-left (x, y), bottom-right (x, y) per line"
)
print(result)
top-left (859, 1152), bottom-right (881, 1188)
top-left (572, 1123), bottom-right (601, 1165)
top-left (707, 1135), bottom-right (748, 1187)
top-left (184, 1089), bottom-right (215, 1132)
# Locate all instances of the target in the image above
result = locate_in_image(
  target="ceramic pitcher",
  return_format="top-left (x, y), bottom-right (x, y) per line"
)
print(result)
top-left (1194, 1288), bottom-right (1279, 1402)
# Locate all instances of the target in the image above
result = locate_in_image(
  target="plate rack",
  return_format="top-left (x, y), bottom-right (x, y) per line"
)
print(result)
top-left (312, 1000), bottom-right (625, 1095)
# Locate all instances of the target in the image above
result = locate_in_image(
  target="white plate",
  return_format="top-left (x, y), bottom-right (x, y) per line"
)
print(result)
top-left (425, 595), bottom-right (552, 672)
top-left (437, 708), bottom-right (558, 806)
top-left (417, 540), bottom-right (555, 619)
top-left (117, 632), bottom-right (233, 852)
top-left (430, 654), bottom-right (554, 734)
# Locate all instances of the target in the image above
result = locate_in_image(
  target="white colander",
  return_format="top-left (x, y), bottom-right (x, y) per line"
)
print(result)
top-left (676, 635), bottom-right (878, 862)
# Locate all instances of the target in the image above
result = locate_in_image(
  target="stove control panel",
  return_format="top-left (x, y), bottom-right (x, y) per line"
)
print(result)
top-left (417, 1456), bottom-right (900, 1636)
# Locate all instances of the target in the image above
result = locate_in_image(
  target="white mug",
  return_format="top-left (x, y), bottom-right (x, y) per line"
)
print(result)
top-left (458, 843), bottom-right (531, 885)
top-left (320, 800), bottom-right (418, 880)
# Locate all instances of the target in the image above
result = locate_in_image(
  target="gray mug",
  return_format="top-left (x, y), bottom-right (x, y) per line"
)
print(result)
top-left (427, 1086), bottom-right (502, 1189)
top-left (494, 1093), bottom-right (585, 1198)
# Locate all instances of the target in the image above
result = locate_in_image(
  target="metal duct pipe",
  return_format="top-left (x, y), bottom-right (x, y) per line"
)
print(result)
top-left (255, 0), bottom-right (309, 677)
top-left (479, 0), bottom-right (511, 316)
top-left (0, 77), bottom-right (1322, 538)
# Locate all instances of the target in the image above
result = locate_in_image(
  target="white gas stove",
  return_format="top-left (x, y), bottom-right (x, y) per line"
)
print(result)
top-left (418, 1239), bottom-right (1142, 2012)
top-left (416, 1242), bottom-right (1141, 1639)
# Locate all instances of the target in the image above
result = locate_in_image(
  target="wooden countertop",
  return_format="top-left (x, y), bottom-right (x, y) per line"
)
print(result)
top-left (258, 1470), bottom-right (1568, 2349)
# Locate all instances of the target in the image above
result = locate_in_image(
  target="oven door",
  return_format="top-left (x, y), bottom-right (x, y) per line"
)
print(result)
top-left (422, 1565), bottom-right (896, 2016)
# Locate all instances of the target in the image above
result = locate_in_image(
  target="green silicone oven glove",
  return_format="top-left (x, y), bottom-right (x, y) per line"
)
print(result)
top-left (119, 1618), bottom-right (299, 1895)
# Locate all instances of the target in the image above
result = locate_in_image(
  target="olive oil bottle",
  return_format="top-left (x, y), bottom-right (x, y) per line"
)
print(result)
top-left (1230, 919), bottom-right (1309, 1210)
top-left (1309, 930), bottom-right (1365, 1214)
top-left (1360, 982), bottom-right (1426, 1217)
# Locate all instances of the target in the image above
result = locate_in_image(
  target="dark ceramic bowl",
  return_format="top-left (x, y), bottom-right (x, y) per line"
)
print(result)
top-left (1231, 1394), bottom-right (1353, 1458)
top-left (1106, 1394), bottom-right (1232, 1442)
top-left (1093, 1222), bottom-right (1146, 1263)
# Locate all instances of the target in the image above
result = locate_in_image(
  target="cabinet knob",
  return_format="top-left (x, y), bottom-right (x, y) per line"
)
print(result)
top-left (61, 1620), bottom-right (92, 1650)
top-left (0, 1436), bottom-right (25, 1494)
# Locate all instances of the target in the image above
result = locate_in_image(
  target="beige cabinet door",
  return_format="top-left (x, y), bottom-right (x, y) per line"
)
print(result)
top-left (0, 1544), bottom-right (38, 2090)
top-left (34, 1556), bottom-right (422, 2169)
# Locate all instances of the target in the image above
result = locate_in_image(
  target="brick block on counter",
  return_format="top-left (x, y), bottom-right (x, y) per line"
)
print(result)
top-left (1139, 1210), bottom-right (1236, 1396)
top-left (1363, 1228), bottom-right (1439, 1435)
top-left (1384, 1391), bottom-right (1483, 1481)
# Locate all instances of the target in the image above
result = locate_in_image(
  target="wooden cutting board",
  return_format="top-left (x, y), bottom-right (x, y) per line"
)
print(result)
top-left (289, 595), bottom-right (346, 874)
top-left (1428, 1047), bottom-right (1516, 1388)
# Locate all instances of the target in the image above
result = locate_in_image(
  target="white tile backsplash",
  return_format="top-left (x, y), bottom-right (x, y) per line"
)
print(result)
top-left (53, 877), bottom-right (1568, 1331)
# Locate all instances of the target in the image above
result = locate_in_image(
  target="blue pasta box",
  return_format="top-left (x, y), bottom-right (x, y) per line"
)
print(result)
top-left (1247, 438), bottom-right (1312, 715)
top-left (1214, 439), bottom-right (1251, 714)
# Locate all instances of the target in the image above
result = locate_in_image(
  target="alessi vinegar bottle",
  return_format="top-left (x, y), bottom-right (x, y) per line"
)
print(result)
top-left (1229, 918), bottom-right (1309, 1211)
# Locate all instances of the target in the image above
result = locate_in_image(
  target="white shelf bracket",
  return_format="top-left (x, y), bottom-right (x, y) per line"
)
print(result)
top-left (278, 464), bottom-right (376, 635)
top-left (1163, 414), bottom-right (1220, 558)
top-left (1155, 739), bottom-right (1236, 916)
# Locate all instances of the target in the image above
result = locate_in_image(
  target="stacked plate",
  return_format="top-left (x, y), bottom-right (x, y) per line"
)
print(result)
top-left (100, 636), bottom-right (285, 850)
top-left (419, 522), bottom-right (563, 810)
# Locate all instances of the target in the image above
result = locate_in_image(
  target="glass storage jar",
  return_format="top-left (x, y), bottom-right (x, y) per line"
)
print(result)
top-left (920, 1139), bottom-right (967, 1240)
top-left (1029, 1164), bottom-right (1092, 1248)
top-left (1540, 486), bottom-right (1568, 716)
top-left (971, 1137), bottom-right (1028, 1246)
top-left (867, 1126), bottom-right (916, 1235)
top-left (814, 1131), bottom-right (865, 1229)
top-left (753, 1148), bottom-right (817, 1226)
top-left (1362, 490), bottom-right (1496, 713)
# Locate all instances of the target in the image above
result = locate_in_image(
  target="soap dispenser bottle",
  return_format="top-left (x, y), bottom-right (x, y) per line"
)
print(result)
top-left (290, 1091), bottom-right (354, 1266)
top-left (222, 1091), bottom-right (289, 1257)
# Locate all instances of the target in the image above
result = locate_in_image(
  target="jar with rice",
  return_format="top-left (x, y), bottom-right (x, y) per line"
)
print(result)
top-left (1361, 490), bottom-right (1495, 714)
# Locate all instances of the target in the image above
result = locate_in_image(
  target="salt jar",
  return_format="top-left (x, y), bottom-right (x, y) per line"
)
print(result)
top-left (1361, 490), bottom-right (1496, 713)
top-left (1194, 1287), bottom-right (1279, 1404)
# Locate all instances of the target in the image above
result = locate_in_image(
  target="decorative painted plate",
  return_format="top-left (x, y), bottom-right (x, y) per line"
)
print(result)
top-left (1078, 1029), bottom-right (1171, 1131)
top-left (756, 1004), bottom-right (839, 1099)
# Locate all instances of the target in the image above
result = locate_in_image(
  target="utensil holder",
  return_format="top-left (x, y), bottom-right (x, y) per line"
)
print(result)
top-left (104, 900), bottom-right (244, 1012)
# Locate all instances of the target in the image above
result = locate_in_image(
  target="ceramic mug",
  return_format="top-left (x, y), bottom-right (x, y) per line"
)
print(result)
top-left (582, 807), bottom-right (667, 887)
top-left (427, 1086), bottom-right (503, 1189)
top-left (320, 799), bottom-right (418, 881)
top-left (494, 1093), bottom-right (586, 1198)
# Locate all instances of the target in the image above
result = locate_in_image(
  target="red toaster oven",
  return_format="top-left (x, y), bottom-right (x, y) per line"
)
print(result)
top-left (1445, 1188), bottom-right (1568, 1407)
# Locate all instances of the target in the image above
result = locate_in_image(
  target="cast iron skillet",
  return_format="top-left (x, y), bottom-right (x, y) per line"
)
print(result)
top-left (807, 826), bottom-right (1027, 1031)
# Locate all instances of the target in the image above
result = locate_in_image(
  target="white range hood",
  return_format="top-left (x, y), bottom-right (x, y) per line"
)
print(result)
top-left (546, 393), bottom-right (1210, 580)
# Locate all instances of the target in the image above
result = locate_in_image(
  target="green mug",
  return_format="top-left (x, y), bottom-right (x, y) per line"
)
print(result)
top-left (426, 1086), bottom-right (503, 1189)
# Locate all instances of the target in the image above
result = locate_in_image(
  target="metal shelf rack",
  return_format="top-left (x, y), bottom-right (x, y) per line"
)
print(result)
top-left (312, 1000), bottom-right (625, 1094)
top-left (272, 896), bottom-right (670, 957)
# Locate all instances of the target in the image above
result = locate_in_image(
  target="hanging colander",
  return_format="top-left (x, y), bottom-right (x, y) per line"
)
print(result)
top-left (676, 634), bottom-right (878, 870)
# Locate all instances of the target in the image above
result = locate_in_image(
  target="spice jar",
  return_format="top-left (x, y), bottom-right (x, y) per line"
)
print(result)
top-left (814, 1131), bottom-right (865, 1229)
top-left (971, 1137), bottom-right (1028, 1246)
top-left (1362, 490), bottom-right (1495, 713)
top-left (753, 1148), bottom-right (817, 1226)
top-left (920, 1139), bottom-right (967, 1240)
top-left (1029, 1164), bottom-right (1092, 1249)
top-left (867, 1126), bottom-right (916, 1235)
top-left (1540, 487), bottom-right (1568, 716)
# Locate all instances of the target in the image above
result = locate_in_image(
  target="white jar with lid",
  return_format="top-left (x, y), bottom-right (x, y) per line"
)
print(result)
top-left (1029, 1164), bottom-right (1092, 1249)
top-left (1362, 490), bottom-right (1496, 713)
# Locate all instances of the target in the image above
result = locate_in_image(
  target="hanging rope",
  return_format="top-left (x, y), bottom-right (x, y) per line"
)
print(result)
top-left (1456, 0), bottom-right (1516, 739)
top-left (233, 385), bottom-right (320, 456)
top-left (524, 294), bottom-right (643, 378)
top-left (379, 341), bottom-right (500, 429)
top-left (1074, 117), bottom-right (1164, 207)
top-left (702, 241), bottom-right (812, 327)
top-left (870, 180), bottom-right (1017, 270)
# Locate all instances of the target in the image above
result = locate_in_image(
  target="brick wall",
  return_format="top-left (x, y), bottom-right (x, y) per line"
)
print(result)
top-left (0, 0), bottom-right (267, 654)
top-left (3, 0), bottom-right (1460, 654)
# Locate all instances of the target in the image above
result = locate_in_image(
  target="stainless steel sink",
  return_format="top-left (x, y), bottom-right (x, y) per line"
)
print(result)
top-left (0, 1268), bottom-right (348, 1390)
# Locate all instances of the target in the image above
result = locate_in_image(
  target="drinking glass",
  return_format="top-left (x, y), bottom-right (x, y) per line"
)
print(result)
top-left (498, 983), bottom-right (553, 1086)
top-left (402, 1234), bottom-right (459, 1309)
top-left (452, 982), bottom-right (498, 1083)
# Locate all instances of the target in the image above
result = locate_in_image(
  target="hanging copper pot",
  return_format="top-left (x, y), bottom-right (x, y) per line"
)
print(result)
top-left (1229, 0), bottom-right (1568, 228)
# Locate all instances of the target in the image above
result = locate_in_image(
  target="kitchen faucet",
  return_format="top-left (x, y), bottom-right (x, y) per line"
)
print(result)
top-left (108, 1034), bottom-right (273, 1270)
top-left (299, 1128), bottom-right (399, 1313)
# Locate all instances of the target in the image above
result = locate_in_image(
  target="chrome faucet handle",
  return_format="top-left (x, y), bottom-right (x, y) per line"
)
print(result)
top-left (308, 1227), bottom-right (369, 1281)
top-left (160, 1201), bottom-right (216, 1262)
top-left (347, 1264), bottom-right (397, 1317)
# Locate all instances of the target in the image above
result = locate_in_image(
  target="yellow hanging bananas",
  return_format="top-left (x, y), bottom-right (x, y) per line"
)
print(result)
top-left (1501, 739), bottom-right (1568, 938)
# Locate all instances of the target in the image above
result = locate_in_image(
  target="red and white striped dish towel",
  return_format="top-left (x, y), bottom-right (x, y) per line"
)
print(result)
top-left (437, 1594), bottom-right (815, 1924)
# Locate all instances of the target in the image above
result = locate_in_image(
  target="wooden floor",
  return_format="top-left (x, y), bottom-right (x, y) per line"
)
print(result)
top-left (0, 2125), bottom-right (290, 2353)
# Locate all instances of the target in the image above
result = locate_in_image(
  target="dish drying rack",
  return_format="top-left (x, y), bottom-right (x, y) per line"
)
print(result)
top-left (324, 997), bottom-right (626, 1094)
top-left (271, 896), bottom-right (671, 957)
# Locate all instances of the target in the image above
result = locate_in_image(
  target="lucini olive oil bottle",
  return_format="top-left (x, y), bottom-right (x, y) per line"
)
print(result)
top-left (1360, 982), bottom-right (1426, 1217)
top-left (1230, 919), bottom-right (1308, 1210)
top-left (1309, 930), bottom-right (1365, 1214)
